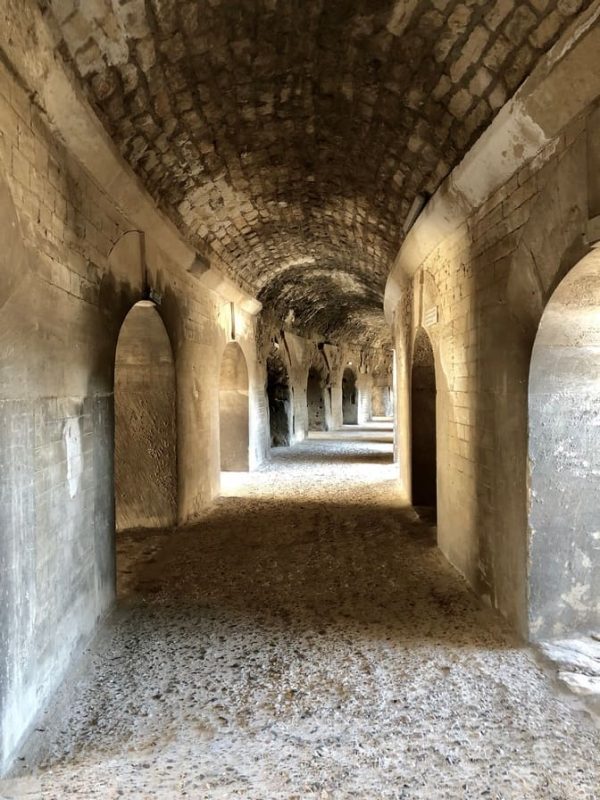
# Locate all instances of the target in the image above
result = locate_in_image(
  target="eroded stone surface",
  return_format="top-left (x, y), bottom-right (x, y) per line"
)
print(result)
top-left (39, 0), bottom-right (593, 342)
top-left (3, 426), bottom-right (599, 798)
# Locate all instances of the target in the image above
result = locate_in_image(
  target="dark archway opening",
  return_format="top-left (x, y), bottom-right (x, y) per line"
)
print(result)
top-left (219, 342), bottom-right (250, 472)
top-left (267, 353), bottom-right (291, 447)
top-left (307, 367), bottom-right (326, 431)
top-left (342, 367), bottom-right (358, 424)
top-left (114, 301), bottom-right (177, 531)
top-left (528, 253), bottom-right (600, 640)
top-left (411, 328), bottom-right (437, 514)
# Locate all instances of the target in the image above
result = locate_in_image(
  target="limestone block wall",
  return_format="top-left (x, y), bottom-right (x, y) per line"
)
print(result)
top-left (389, 106), bottom-right (596, 638)
top-left (0, 63), bottom-right (126, 771)
top-left (527, 252), bottom-right (600, 638)
top-left (0, 58), bottom-right (265, 771)
top-left (372, 358), bottom-right (394, 418)
top-left (114, 303), bottom-right (177, 530)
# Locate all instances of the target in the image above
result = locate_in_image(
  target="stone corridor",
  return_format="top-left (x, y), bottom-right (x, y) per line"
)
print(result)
top-left (2, 425), bottom-right (598, 799)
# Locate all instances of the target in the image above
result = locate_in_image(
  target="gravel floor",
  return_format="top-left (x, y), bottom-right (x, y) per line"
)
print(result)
top-left (2, 424), bottom-right (599, 799)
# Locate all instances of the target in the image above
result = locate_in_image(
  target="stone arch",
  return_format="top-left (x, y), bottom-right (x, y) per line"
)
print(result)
top-left (411, 327), bottom-right (437, 512)
top-left (266, 350), bottom-right (292, 447)
top-left (307, 365), bottom-right (327, 432)
top-left (498, 142), bottom-right (590, 635)
top-left (528, 249), bottom-right (600, 640)
top-left (114, 300), bottom-right (177, 530)
top-left (219, 341), bottom-right (249, 471)
top-left (506, 133), bottom-right (589, 341)
top-left (342, 366), bottom-right (358, 424)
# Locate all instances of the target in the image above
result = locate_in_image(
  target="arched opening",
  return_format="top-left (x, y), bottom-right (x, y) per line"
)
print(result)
top-left (114, 301), bottom-right (177, 530)
top-left (307, 366), bottom-right (326, 431)
top-left (219, 342), bottom-right (249, 471)
top-left (373, 384), bottom-right (394, 418)
top-left (411, 328), bottom-right (437, 513)
top-left (342, 367), bottom-right (358, 424)
top-left (528, 252), bottom-right (600, 640)
top-left (267, 353), bottom-right (291, 447)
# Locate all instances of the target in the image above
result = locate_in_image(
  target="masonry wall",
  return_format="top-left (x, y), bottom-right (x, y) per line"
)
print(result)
top-left (114, 303), bottom-right (177, 530)
top-left (391, 109), bottom-right (595, 638)
top-left (528, 253), bottom-right (600, 638)
top-left (0, 60), bottom-right (266, 771)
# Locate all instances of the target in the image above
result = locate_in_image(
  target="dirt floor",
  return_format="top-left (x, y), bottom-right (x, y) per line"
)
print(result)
top-left (2, 424), bottom-right (599, 799)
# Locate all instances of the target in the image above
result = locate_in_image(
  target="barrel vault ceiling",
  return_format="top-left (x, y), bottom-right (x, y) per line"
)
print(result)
top-left (40, 0), bottom-right (589, 344)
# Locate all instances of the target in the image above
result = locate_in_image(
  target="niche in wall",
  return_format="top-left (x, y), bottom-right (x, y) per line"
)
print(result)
top-left (267, 352), bottom-right (291, 447)
top-left (307, 366), bottom-right (326, 431)
top-left (114, 300), bottom-right (177, 531)
top-left (411, 327), bottom-right (437, 512)
top-left (219, 341), bottom-right (250, 471)
top-left (528, 252), bottom-right (600, 639)
top-left (342, 367), bottom-right (358, 424)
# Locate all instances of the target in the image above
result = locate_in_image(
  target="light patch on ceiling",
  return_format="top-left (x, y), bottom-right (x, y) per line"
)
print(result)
top-left (280, 256), bottom-right (316, 269)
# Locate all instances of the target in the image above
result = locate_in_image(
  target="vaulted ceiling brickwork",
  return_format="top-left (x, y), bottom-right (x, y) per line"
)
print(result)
top-left (40, 0), bottom-right (589, 342)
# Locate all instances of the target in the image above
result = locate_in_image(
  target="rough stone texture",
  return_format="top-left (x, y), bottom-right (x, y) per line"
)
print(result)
top-left (371, 355), bottom-right (394, 418)
top-left (219, 342), bottom-right (250, 472)
top-left (539, 636), bottom-right (600, 717)
top-left (0, 54), bottom-right (269, 771)
top-left (2, 0), bottom-right (600, 784)
top-left (528, 252), bottom-right (600, 639)
top-left (114, 301), bottom-right (177, 531)
top-left (307, 366), bottom-right (327, 431)
top-left (266, 352), bottom-right (291, 447)
top-left (388, 100), bottom-right (599, 637)
top-left (3, 427), bottom-right (599, 798)
top-left (39, 0), bottom-right (593, 343)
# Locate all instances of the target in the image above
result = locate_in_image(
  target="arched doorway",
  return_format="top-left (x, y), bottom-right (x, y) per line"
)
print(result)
top-left (342, 367), bottom-right (358, 424)
top-left (411, 328), bottom-right (436, 512)
top-left (267, 353), bottom-right (291, 447)
top-left (528, 252), bottom-right (600, 639)
top-left (307, 366), bottom-right (326, 431)
top-left (373, 384), bottom-right (394, 418)
top-left (114, 301), bottom-right (177, 530)
top-left (219, 342), bottom-right (249, 471)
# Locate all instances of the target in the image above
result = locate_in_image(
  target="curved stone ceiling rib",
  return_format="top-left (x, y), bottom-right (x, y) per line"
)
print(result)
top-left (41, 0), bottom-right (590, 343)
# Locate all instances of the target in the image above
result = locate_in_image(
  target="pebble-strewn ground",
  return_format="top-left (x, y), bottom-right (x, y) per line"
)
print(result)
top-left (2, 424), bottom-right (599, 799)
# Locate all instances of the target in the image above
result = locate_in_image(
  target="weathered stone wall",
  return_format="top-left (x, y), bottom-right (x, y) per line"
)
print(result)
top-left (372, 385), bottom-right (393, 417)
top-left (307, 367), bottom-right (327, 431)
top-left (372, 354), bottom-right (394, 418)
top-left (0, 57), bottom-right (266, 771)
top-left (0, 60), bottom-right (126, 770)
top-left (219, 342), bottom-right (250, 472)
top-left (39, 0), bottom-right (591, 344)
top-left (114, 302), bottom-right (177, 530)
top-left (528, 252), bottom-right (600, 639)
top-left (390, 105), bottom-right (597, 638)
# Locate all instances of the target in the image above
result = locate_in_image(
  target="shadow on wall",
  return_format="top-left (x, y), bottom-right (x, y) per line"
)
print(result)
top-left (342, 366), bottom-right (358, 424)
top-left (307, 366), bottom-right (326, 431)
top-left (114, 301), bottom-right (177, 531)
top-left (219, 342), bottom-right (249, 471)
top-left (528, 251), bottom-right (600, 640)
top-left (411, 328), bottom-right (437, 513)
